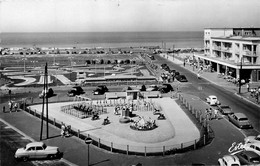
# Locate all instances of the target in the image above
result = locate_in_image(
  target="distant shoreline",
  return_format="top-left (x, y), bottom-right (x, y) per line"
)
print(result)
top-left (0, 31), bottom-right (204, 49)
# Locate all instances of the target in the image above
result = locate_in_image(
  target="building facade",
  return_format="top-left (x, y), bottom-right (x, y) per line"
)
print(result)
top-left (198, 28), bottom-right (260, 83)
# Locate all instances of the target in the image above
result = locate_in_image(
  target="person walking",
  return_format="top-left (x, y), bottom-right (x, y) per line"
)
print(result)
top-left (214, 108), bottom-right (218, 120)
top-left (3, 106), bottom-right (5, 113)
top-left (247, 83), bottom-right (250, 92)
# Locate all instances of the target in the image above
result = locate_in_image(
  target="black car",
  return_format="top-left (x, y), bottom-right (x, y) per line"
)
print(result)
top-left (217, 105), bottom-right (233, 115)
top-left (93, 85), bottom-right (108, 95)
top-left (176, 75), bottom-right (188, 82)
top-left (159, 84), bottom-right (174, 93)
top-left (67, 86), bottom-right (84, 97)
top-left (235, 151), bottom-right (260, 165)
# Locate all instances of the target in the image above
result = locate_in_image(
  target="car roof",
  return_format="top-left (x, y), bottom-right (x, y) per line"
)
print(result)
top-left (248, 142), bottom-right (260, 146)
top-left (209, 95), bottom-right (217, 98)
top-left (240, 151), bottom-right (260, 158)
top-left (26, 142), bottom-right (44, 147)
top-left (234, 113), bottom-right (247, 118)
top-left (220, 105), bottom-right (230, 108)
top-left (222, 155), bottom-right (240, 163)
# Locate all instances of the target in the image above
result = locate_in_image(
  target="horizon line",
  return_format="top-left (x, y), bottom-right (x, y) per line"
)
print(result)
top-left (0, 30), bottom-right (203, 34)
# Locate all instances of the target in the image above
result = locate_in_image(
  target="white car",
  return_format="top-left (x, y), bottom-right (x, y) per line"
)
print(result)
top-left (218, 155), bottom-right (240, 166)
top-left (15, 142), bottom-right (62, 161)
top-left (244, 135), bottom-right (260, 144)
top-left (243, 143), bottom-right (260, 156)
top-left (206, 95), bottom-right (220, 106)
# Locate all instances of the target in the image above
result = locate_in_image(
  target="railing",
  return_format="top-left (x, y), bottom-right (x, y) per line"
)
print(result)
top-left (23, 93), bottom-right (214, 156)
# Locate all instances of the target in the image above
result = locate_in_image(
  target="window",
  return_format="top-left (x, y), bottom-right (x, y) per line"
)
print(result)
top-left (27, 147), bottom-right (35, 151)
top-left (239, 118), bottom-right (248, 121)
top-left (36, 146), bottom-right (43, 150)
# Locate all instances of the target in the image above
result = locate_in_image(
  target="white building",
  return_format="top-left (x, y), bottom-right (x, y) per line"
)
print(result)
top-left (198, 28), bottom-right (260, 83)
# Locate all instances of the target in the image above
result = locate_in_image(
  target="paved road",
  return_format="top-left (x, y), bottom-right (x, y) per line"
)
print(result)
top-left (155, 54), bottom-right (260, 133)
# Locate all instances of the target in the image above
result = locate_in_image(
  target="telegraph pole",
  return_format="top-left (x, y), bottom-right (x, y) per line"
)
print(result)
top-left (40, 63), bottom-right (49, 140)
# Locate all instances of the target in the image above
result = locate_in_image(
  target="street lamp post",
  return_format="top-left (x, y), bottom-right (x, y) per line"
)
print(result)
top-left (238, 56), bottom-right (243, 94)
top-left (193, 53), bottom-right (195, 71)
top-left (85, 137), bottom-right (92, 166)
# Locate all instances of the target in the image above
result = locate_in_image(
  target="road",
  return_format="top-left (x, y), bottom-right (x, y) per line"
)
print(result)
top-left (155, 54), bottom-right (260, 134)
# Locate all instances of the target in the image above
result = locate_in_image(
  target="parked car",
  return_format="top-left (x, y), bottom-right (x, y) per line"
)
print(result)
top-left (39, 88), bottom-right (54, 98)
top-left (15, 142), bottom-right (62, 161)
top-left (93, 85), bottom-right (108, 95)
top-left (235, 150), bottom-right (260, 165)
top-left (244, 135), bottom-right (260, 144)
top-left (146, 85), bottom-right (159, 91)
top-left (67, 86), bottom-right (84, 97)
top-left (176, 75), bottom-right (188, 82)
top-left (217, 105), bottom-right (233, 115)
top-left (243, 143), bottom-right (260, 156)
top-left (158, 84), bottom-right (174, 93)
top-left (218, 155), bottom-right (240, 166)
top-left (206, 95), bottom-right (220, 106)
top-left (228, 113), bottom-right (253, 129)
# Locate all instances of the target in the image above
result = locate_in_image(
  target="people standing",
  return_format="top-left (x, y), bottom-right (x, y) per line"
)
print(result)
top-left (61, 123), bottom-right (66, 138)
top-left (214, 109), bottom-right (218, 120)
top-left (209, 108), bottom-right (213, 120)
top-left (197, 73), bottom-right (201, 79)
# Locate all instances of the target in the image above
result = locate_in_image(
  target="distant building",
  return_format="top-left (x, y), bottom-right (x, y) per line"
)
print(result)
top-left (198, 27), bottom-right (260, 82)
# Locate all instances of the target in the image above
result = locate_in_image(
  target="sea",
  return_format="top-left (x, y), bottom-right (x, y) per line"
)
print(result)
top-left (0, 31), bottom-right (203, 49)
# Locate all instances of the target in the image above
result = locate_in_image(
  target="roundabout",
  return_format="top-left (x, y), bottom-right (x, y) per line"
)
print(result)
top-left (28, 97), bottom-right (200, 153)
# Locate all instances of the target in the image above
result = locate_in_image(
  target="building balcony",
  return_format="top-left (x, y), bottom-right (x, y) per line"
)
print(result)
top-left (221, 47), bottom-right (232, 53)
top-left (242, 50), bottom-right (257, 56)
top-left (213, 46), bottom-right (221, 51)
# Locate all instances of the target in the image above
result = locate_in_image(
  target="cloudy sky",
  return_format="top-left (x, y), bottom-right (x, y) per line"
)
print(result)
top-left (0, 0), bottom-right (260, 32)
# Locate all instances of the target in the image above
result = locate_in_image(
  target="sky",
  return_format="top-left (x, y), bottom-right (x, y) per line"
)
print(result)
top-left (0, 0), bottom-right (260, 32)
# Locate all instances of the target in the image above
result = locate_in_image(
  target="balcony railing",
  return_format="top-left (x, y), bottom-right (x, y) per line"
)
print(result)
top-left (242, 50), bottom-right (257, 56)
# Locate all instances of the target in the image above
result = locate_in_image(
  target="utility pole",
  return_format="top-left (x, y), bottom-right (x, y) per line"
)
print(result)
top-left (40, 63), bottom-right (49, 140)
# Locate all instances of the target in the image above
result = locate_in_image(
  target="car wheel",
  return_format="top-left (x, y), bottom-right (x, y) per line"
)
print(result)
top-left (22, 157), bottom-right (28, 162)
top-left (48, 154), bottom-right (55, 159)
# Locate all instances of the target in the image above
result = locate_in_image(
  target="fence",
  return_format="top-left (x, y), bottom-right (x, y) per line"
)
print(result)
top-left (23, 93), bottom-right (214, 156)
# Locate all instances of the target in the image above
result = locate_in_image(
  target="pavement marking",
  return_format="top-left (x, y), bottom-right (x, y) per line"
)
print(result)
top-left (0, 118), bottom-right (78, 166)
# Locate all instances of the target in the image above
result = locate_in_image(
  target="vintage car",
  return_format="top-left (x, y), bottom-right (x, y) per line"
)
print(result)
top-left (235, 150), bottom-right (260, 165)
top-left (206, 95), bottom-right (220, 106)
top-left (218, 155), bottom-right (240, 166)
top-left (158, 84), bottom-right (174, 93)
top-left (93, 85), bottom-right (108, 95)
top-left (244, 134), bottom-right (260, 144)
top-left (146, 85), bottom-right (159, 92)
top-left (39, 88), bottom-right (54, 98)
top-left (175, 75), bottom-right (188, 82)
top-left (67, 86), bottom-right (84, 97)
top-left (15, 142), bottom-right (62, 161)
top-left (217, 105), bottom-right (233, 115)
top-left (243, 143), bottom-right (260, 156)
top-left (228, 113), bottom-right (253, 129)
